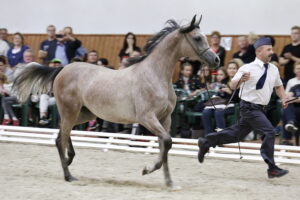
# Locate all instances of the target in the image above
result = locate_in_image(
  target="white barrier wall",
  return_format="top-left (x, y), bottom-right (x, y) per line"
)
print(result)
top-left (1, 0), bottom-right (300, 35)
top-left (1, 126), bottom-right (300, 165)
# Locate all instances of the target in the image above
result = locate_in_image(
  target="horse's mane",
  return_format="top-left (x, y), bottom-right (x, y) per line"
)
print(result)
top-left (126, 20), bottom-right (180, 67)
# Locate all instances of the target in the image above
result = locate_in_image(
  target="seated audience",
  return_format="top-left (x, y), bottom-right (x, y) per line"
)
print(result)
top-left (279, 26), bottom-right (300, 83)
top-left (86, 50), bottom-right (98, 64)
top-left (201, 60), bottom-right (240, 135)
top-left (1, 49), bottom-right (35, 126)
top-left (0, 56), bottom-right (13, 83)
top-left (232, 35), bottom-right (255, 64)
top-left (210, 31), bottom-right (226, 67)
top-left (281, 62), bottom-right (300, 145)
top-left (7, 32), bottom-right (29, 67)
top-left (175, 62), bottom-right (201, 95)
top-left (97, 58), bottom-right (114, 69)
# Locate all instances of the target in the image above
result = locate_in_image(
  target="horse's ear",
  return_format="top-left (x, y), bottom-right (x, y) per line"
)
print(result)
top-left (180, 15), bottom-right (197, 33)
top-left (195, 15), bottom-right (202, 26)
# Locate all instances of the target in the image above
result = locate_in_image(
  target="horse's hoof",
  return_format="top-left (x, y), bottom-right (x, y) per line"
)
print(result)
top-left (167, 184), bottom-right (182, 191)
top-left (65, 175), bottom-right (78, 182)
top-left (142, 166), bottom-right (149, 176)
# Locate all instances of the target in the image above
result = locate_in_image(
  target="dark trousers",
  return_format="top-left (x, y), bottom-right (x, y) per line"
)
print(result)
top-left (282, 104), bottom-right (300, 139)
top-left (205, 100), bottom-right (276, 168)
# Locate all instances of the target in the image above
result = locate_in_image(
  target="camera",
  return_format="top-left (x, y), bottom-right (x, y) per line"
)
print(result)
top-left (56, 34), bottom-right (64, 38)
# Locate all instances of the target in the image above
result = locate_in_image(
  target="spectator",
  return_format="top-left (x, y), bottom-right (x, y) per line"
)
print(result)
top-left (210, 31), bottom-right (226, 67)
top-left (48, 58), bottom-right (62, 68)
top-left (279, 26), bottom-right (300, 83)
top-left (86, 50), bottom-right (98, 64)
top-left (118, 32), bottom-right (141, 62)
top-left (43, 28), bottom-right (81, 66)
top-left (97, 58), bottom-right (114, 69)
top-left (0, 28), bottom-right (13, 47)
top-left (38, 61), bottom-right (61, 125)
top-left (201, 62), bottom-right (240, 135)
top-left (281, 62), bottom-right (300, 145)
top-left (0, 30), bottom-right (10, 56)
top-left (7, 32), bottom-right (29, 67)
top-left (247, 32), bottom-right (259, 45)
top-left (63, 26), bottom-right (87, 59)
top-left (232, 35), bottom-right (255, 64)
top-left (39, 25), bottom-right (57, 64)
top-left (0, 56), bottom-right (13, 83)
top-left (197, 64), bottom-right (212, 90)
top-left (175, 62), bottom-right (201, 95)
top-left (1, 49), bottom-right (35, 126)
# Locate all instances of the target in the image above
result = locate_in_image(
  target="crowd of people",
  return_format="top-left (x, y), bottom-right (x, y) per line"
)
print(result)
top-left (0, 25), bottom-right (299, 145)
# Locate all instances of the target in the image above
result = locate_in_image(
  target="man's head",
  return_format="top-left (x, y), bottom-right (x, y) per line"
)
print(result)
top-left (23, 49), bottom-right (34, 63)
top-left (254, 37), bottom-right (273, 63)
top-left (47, 25), bottom-right (56, 39)
top-left (56, 30), bottom-right (66, 43)
top-left (237, 36), bottom-right (249, 50)
top-left (0, 28), bottom-right (8, 40)
top-left (64, 26), bottom-right (73, 36)
top-left (49, 58), bottom-right (62, 67)
top-left (291, 26), bottom-right (300, 43)
top-left (87, 50), bottom-right (98, 64)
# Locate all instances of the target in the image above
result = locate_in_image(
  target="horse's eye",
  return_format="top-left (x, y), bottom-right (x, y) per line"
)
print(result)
top-left (194, 36), bottom-right (202, 42)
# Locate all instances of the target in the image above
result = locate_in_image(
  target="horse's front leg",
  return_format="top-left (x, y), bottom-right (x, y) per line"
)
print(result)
top-left (159, 114), bottom-right (175, 188)
top-left (140, 114), bottom-right (172, 184)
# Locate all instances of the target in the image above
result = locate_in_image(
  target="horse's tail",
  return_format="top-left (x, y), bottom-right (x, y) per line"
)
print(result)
top-left (12, 62), bottom-right (64, 103)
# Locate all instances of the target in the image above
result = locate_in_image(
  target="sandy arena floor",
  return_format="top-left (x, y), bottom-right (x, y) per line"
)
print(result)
top-left (0, 142), bottom-right (299, 200)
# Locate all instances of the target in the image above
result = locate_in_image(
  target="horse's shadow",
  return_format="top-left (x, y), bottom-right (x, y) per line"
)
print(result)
top-left (73, 176), bottom-right (164, 189)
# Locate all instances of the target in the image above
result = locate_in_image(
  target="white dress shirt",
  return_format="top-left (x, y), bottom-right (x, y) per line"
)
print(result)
top-left (232, 58), bottom-right (282, 105)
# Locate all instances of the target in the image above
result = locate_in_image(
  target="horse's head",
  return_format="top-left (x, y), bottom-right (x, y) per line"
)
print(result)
top-left (179, 15), bottom-right (220, 68)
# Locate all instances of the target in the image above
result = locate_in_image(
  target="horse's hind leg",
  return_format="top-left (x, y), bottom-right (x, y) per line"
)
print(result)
top-left (55, 105), bottom-right (81, 182)
top-left (56, 124), bottom-right (77, 181)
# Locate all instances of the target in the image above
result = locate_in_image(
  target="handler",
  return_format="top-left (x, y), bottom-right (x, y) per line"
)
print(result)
top-left (198, 37), bottom-right (290, 178)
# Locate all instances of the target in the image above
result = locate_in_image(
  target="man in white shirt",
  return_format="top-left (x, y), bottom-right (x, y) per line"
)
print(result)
top-left (198, 37), bottom-right (292, 178)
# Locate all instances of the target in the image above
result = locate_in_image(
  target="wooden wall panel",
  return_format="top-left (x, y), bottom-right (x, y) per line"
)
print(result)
top-left (9, 33), bottom-right (292, 81)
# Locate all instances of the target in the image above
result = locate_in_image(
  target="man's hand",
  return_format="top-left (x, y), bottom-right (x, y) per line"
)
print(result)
top-left (284, 52), bottom-right (293, 59)
top-left (241, 72), bottom-right (250, 82)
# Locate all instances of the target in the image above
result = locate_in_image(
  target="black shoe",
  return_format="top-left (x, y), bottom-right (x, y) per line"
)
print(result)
top-left (284, 121), bottom-right (298, 133)
top-left (197, 138), bottom-right (210, 163)
top-left (268, 166), bottom-right (289, 178)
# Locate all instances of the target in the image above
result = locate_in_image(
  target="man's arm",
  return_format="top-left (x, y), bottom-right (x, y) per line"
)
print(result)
top-left (230, 72), bottom-right (250, 89)
top-left (275, 85), bottom-right (288, 108)
top-left (279, 56), bottom-right (289, 65)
